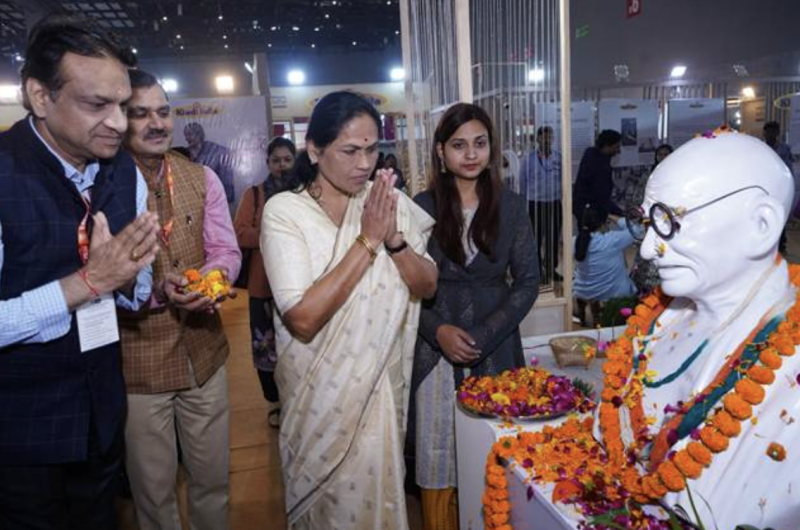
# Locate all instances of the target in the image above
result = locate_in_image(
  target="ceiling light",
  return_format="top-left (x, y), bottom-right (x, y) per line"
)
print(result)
top-left (292, 26), bottom-right (299, 31)
top-left (223, 35), bottom-right (227, 39)
top-left (177, 3), bottom-right (182, 16)
top-left (162, 16), bottom-right (168, 21)
top-left (387, 0), bottom-right (391, 4)
top-left (741, 86), bottom-right (756, 99)
top-left (218, 14), bottom-right (223, 20)
top-left (215, 75), bottom-right (234, 94)
top-left (311, 43), bottom-right (316, 48)
top-left (287, 70), bottom-right (306, 85)
top-left (244, 62), bottom-right (253, 74)
top-left (613, 64), bottom-right (629, 82)
top-left (224, 44), bottom-right (229, 49)
top-left (314, 27), bottom-right (320, 32)
top-left (131, 48), bottom-right (137, 55)
top-left (395, 30), bottom-right (400, 35)
top-left (176, 34), bottom-right (181, 39)
top-left (162, 78), bottom-right (179, 93)
top-left (352, 41), bottom-right (357, 46)
top-left (389, 67), bottom-right (405, 81)
top-left (0, 85), bottom-right (20, 104)
top-left (332, 1), bottom-right (337, 4)
top-left (324, 13), bottom-right (330, 19)
top-left (271, 26), bottom-right (277, 31)
top-left (179, 45), bottom-right (184, 50)
top-left (268, 43), bottom-right (273, 48)
top-left (670, 65), bottom-right (687, 78)
top-left (528, 68), bottom-right (545, 83)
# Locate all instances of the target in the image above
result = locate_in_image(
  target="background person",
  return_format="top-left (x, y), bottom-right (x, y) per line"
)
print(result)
top-left (234, 136), bottom-right (297, 427)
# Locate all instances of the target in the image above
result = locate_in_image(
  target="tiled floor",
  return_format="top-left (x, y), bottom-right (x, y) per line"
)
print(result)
top-left (118, 291), bottom-right (423, 530)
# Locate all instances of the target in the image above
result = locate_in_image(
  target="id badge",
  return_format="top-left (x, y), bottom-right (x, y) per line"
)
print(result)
top-left (76, 293), bottom-right (120, 352)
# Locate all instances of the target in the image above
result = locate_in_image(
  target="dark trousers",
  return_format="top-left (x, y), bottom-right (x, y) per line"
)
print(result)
top-left (0, 426), bottom-right (123, 530)
top-left (249, 296), bottom-right (279, 403)
top-left (530, 200), bottom-right (562, 281)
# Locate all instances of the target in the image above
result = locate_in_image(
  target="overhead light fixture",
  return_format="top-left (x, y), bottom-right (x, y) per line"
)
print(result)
top-left (0, 85), bottom-right (20, 104)
top-left (224, 44), bottom-right (229, 49)
top-left (389, 67), bottom-right (405, 81)
top-left (270, 26), bottom-right (277, 31)
top-left (528, 68), bottom-right (545, 83)
top-left (741, 86), bottom-right (756, 99)
top-left (218, 14), bottom-right (223, 20)
top-left (131, 48), bottom-right (137, 55)
top-left (292, 26), bottom-right (299, 31)
top-left (287, 70), bottom-right (306, 85)
top-left (177, 3), bottom-right (183, 16)
top-left (670, 65), bottom-right (687, 78)
top-left (733, 64), bottom-right (749, 77)
top-left (244, 62), bottom-right (253, 74)
top-left (613, 64), bottom-right (630, 83)
top-left (179, 45), bottom-right (184, 50)
top-left (162, 78), bottom-right (179, 93)
top-left (215, 75), bottom-right (234, 94)
top-left (13, 53), bottom-right (23, 62)
top-left (223, 35), bottom-right (227, 39)
top-left (162, 16), bottom-right (168, 21)
top-left (267, 43), bottom-right (273, 48)
top-left (324, 13), bottom-right (330, 19)
top-left (176, 34), bottom-right (181, 39)
top-left (314, 27), bottom-right (320, 32)
top-left (311, 43), bottom-right (316, 48)
top-left (352, 40), bottom-right (357, 46)
top-left (395, 30), bottom-right (400, 35)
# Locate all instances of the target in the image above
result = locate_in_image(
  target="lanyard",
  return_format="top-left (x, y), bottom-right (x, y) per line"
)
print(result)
top-left (77, 192), bottom-right (91, 264)
top-left (159, 157), bottom-right (175, 248)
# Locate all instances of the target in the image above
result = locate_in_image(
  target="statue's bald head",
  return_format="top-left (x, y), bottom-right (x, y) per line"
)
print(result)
top-left (646, 133), bottom-right (794, 223)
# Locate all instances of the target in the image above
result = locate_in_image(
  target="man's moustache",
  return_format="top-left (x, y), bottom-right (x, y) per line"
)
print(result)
top-left (145, 131), bottom-right (168, 140)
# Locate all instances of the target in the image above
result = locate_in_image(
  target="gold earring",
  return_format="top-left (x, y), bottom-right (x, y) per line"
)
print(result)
top-left (439, 159), bottom-right (447, 174)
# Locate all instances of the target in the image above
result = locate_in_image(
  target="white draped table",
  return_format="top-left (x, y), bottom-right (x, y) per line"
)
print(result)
top-left (454, 328), bottom-right (621, 530)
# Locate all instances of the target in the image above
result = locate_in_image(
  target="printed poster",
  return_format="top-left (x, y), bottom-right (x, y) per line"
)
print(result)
top-left (171, 96), bottom-right (270, 210)
top-left (598, 99), bottom-right (660, 167)
top-left (667, 98), bottom-right (725, 148)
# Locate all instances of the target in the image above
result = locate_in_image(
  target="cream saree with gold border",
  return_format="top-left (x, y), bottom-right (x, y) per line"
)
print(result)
top-left (261, 183), bottom-right (434, 529)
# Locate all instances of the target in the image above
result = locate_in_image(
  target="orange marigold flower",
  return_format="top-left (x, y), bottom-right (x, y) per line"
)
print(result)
top-left (686, 441), bottom-right (713, 466)
top-left (734, 378), bottom-right (765, 405)
top-left (747, 365), bottom-right (776, 385)
top-left (766, 442), bottom-right (787, 462)
top-left (760, 348), bottom-right (783, 370)
top-left (492, 500), bottom-right (512, 514)
top-left (723, 393), bottom-right (753, 420)
top-left (641, 474), bottom-right (668, 499)
top-left (673, 450), bottom-right (703, 479)
top-left (606, 375), bottom-right (625, 389)
top-left (490, 512), bottom-right (509, 526)
top-left (711, 410), bottom-right (741, 438)
top-left (699, 426), bottom-right (729, 453)
top-left (769, 334), bottom-right (796, 356)
top-left (488, 487), bottom-right (509, 501)
top-left (602, 360), bottom-right (627, 377)
top-left (656, 461), bottom-right (686, 492)
top-left (551, 480), bottom-right (583, 504)
top-left (184, 269), bottom-right (202, 283)
top-left (486, 474), bottom-right (507, 489)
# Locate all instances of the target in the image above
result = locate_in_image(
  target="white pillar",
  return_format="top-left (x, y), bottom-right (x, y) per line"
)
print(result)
top-left (455, 0), bottom-right (473, 104)
top-left (399, 0), bottom-right (423, 195)
top-left (559, 0), bottom-right (574, 327)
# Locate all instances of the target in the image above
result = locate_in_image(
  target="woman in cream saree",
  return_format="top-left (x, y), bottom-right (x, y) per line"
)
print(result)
top-left (260, 91), bottom-right (437, 529)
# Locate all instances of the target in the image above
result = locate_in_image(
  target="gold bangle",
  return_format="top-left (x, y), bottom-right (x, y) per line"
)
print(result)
top-left (355, 234), bottom-right (377, 263)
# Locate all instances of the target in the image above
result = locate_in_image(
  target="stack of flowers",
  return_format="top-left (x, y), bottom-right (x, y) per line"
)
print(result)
top-left (183, 268), bottom-right (231, 299)
top-left (458, 367), bottom-right (595, 419)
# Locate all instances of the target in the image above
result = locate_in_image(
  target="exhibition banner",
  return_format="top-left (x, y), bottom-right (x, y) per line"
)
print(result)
top-left (739, 98), bottom-right (766, 138)
top-left (667, 98), bottom-right (725, 148)
top-left (598, 99), bottom-right (660, 167)
top-left (534, 101), bottom-right (596, 180)
top-left (171, 96), bottom-right (269, 210)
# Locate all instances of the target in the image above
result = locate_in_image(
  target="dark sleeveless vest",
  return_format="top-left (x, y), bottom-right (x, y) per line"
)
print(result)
top-left (0, 118), bottom-right (138, 465)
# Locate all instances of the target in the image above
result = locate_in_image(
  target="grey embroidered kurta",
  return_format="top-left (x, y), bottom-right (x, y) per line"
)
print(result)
top-left (410, 188), bottom-right (540, 488)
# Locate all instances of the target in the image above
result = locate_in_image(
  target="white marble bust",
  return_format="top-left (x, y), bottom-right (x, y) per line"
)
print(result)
top-left (611, 133), bottom-right (800, 529)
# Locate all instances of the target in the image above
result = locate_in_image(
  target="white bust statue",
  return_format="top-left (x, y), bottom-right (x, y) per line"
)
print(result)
top-left (607, 132), bottom-right (800, 529)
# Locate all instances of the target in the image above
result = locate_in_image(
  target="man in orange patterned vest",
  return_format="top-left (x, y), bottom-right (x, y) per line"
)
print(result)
top-left (119, 69), bottom-right (241, 530)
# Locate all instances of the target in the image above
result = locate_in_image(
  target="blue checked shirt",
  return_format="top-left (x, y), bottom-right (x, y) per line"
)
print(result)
top-left (0, 119), bottom-right (152, 348)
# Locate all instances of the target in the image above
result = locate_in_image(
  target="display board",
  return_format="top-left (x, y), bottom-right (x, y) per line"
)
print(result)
top-left (789, 95), bottom-right (800, 154)
top-left (534, 101), bottom-right (596, 180)
top-left (739, 98), bottom-right (767, 138)
top-left (667, 98), bottom-right (725, 148)
top-left (598, 99), bottom-right (660, 167)
top-left (171, 96), bottom-right (269, 210)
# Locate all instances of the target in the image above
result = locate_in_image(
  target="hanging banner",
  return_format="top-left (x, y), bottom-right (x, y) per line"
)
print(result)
top-left (598, 99), bottom-right (660, 167)
top-left (534, 101), bottom-right (596, 181)
top-left (626, 0), bottom-right (642, 18)
top-left (789, 95), bottom-right (800, 154)
top-left (171, 96), bottom-right (269, 211)
top-left (667, 98), bottom-right (725, 148)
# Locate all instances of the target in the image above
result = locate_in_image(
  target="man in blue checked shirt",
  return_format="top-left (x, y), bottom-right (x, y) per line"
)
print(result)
top-left (0, 14), bottom-right (160, 530)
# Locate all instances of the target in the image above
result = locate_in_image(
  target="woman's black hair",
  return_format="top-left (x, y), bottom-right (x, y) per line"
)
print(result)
top-left (575, 205), bottom-right (609, 262)
top-left (267, 136), bottom-right (296, 158)
top-left (653, 143), bottom-right (674, 168)
top-left (595, 129), bottom-right (622, 149)
top-left (431, 102), bottom-right (501, 266)
top-left (21, 13), bottom-right (137, 111)
top-left (292, 91), bottom-right (381, 191)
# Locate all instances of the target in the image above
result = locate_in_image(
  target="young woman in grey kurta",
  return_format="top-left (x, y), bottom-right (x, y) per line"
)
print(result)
top-left (408, 103), bottom-right (539, 524)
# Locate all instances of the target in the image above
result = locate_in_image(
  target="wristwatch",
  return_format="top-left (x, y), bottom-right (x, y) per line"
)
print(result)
top-left (385, 234), bottom-right (408, 255)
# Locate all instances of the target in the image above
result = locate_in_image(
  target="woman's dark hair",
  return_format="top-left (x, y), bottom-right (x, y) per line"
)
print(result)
top-left (293, 91), bottom-right (381, 190)
top-left (267, 137), bottom-right (296, 158)
top-left (653, 143), bottom-right (674, 168)
top-left (575, 205), bottom-right (609, 262)
top-left (431, 103), bottom-right (501, 267)
top-left (595, 129), bottom-right (622, 149)
top-left (21, 13), bottom-right (137, 111)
